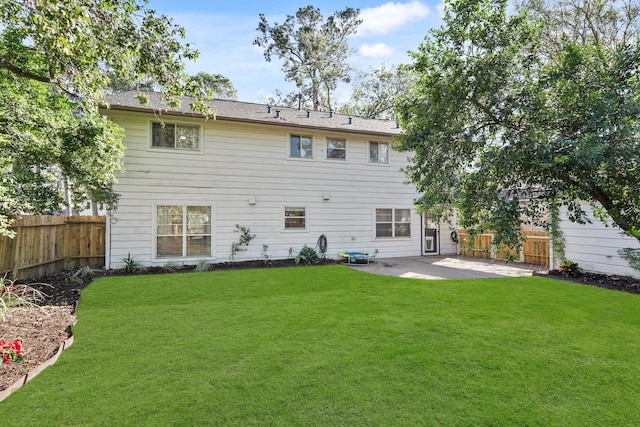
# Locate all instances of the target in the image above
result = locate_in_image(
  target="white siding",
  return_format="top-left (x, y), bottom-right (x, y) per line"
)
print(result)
top-left (106, 112), bottom-right (423, 268)
top-left (560, 204), bottom-right (640, 278)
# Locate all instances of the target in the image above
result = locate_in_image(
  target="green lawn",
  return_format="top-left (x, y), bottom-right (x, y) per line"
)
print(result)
top-left (3, 265), bottom-right (640, 425)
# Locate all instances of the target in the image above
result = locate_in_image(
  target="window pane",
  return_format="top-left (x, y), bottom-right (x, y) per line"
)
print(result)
top-left (395, 223), bottom-right (411, 237)
top-left (379, 143), bottom-right (389, 163)
top-left (187, 236), bottom-right (211, 256)
top-left (376, 208), bottom-right (392, 222)
top-left (157, 236), bottom-right (183, 257)
top-left (327, 138), bottom-right (346, 159)
top-left (395, 209), bottom-right (411, 223)
top-left (152, 123), bottom-right (175, 148)
top-left (285, 217), bottom-right (306, 228)
top-left (176, 125), bottom-right (199, 149)
top-left (290, 135), bottom-right (301, 157)
top-left (376, 223), bottom-right (393, 237)
top-left (300, 136), bottom-right (313, 158)
top-left (187, 206), bottom-right (211, 235)
top-left (285, 207), bottom-right (306, 217)
top-left (157, 205), bottom-right (183, 235)
top-left (369, 142), bottom-right (378, 162)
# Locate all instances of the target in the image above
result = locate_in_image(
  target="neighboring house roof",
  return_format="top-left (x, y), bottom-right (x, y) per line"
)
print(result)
top-left (104, 91), bottom-right (402, 138)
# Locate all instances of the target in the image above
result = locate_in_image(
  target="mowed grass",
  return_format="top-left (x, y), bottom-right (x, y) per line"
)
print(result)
top-left (3, 265), bottom-right (640, 425)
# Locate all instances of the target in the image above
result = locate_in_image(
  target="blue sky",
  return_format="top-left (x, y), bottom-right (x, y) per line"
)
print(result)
top-left (147, 1), bottom-right (445, 103)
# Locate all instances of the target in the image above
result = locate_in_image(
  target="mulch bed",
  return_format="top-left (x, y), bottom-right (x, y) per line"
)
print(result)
top-left (545, 269), bottom-right (640, 294)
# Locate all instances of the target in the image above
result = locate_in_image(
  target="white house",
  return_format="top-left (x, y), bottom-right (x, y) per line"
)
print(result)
top-left (559, 205), bottom-right (640, 278)
top-left (101, 91), bottom-right (457, 269)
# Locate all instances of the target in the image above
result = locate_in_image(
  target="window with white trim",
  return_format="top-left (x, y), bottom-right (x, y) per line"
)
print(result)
top-left (152, 122), bottom-right (200, 150)
top-left (290, 134), bottom-right (313, 158)
top-left (156, 205), bottom-right (212, 258)
top-left (369, 141), bottom-right (389, 164)
top-left (375, 208), bottom-right (411, 238)
top-left (326, 138), bottom-right (346, 160)
top-left (284, 206), bottom-right (307, 230)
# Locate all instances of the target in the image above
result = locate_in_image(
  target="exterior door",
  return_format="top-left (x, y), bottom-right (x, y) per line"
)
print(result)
top-left (424, 213), bottom-right (439, 254)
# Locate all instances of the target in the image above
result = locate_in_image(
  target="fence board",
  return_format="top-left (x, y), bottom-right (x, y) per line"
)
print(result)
top-left (0, 216), bottom-right (106, 280)
top-left (458, 230), bottom-right (550, 266)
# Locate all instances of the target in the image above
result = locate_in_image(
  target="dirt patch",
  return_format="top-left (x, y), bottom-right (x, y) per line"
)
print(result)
top-left (0, 306), bottom-right (76, 392)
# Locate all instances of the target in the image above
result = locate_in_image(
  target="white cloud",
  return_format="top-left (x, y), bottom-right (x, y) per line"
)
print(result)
top-left (360, 43), bottom-right (395, 58)
top-left (358, 1), bottom-right (430, 36)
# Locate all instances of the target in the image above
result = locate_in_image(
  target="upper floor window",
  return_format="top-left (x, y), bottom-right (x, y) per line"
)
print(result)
top-left (369, 141), bottom-right (389, 164)
top-left (152, 122), bottom-right (200, 150)
top-left (290, 134), bottom-right (313, 158)
top-left (326, 138), bottom-right (346, 160)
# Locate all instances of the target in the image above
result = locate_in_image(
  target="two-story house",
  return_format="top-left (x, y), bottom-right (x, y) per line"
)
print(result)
top-left (101, 91), bottom-right (458, 269)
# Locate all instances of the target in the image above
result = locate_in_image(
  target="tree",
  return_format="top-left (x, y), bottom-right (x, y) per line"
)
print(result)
top-left (254, 5), bottom-right (362, 111)
top-left (189, 72), bottom-right (237, 101)
top-left (341, 64), bottom-right (415, 120)
top-left (396, 0), bottom-right (640, 250)
top-left (516, 0), bottom-right (640, 59)
top-left (0, 1), bottom-right (208, 236)
top-left (262, 89), bottom-right (305, 109)
top-left (0, 64), bottom-right (124, 224)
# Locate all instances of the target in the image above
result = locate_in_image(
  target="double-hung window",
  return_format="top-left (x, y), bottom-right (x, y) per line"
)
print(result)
top-left (152, 122), bottom-right (200, 150)
top-left (326, 138), bottom-right (346, 160)
top-left (369, 141), bottom-right (389, 164)
top-left (375, 208), bottom-right (411, 238)
top-left (284, 206), bottom-right (307, 230)
top-left (156, 205), bottom-right (212, 258)
top-left (290, 134), bottom-right (313, 158)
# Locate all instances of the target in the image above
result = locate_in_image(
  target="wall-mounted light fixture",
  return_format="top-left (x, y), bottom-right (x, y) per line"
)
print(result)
top-left (248, 196), bottom-right (256, 205)
top-left (323, 192), bottom-right (331, 200)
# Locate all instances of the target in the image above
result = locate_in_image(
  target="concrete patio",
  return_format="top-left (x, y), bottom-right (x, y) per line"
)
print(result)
top-left (348, 255), bottom-right (548, 280)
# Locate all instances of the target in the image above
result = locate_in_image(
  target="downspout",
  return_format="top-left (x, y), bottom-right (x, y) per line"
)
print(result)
top-left (105, 213), bottom-right (112, 270)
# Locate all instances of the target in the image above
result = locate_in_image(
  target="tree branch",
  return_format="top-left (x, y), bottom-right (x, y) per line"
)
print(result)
top-left (0, 55), bottom-right (56, 84)
top-left (0, 55), bottom-right (79, 98)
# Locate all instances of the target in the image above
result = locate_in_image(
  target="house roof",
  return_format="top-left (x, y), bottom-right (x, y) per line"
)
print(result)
top-left (104, 91), bottom-right (402, 137)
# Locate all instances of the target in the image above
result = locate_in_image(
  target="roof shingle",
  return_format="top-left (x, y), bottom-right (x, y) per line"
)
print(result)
top-left (104, 91), bottom-right (401, 137)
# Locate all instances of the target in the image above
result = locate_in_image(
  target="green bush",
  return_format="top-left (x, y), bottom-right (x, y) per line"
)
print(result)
top-left (558, 260), bottom-right (582, 277)
top-left (295, 245), bottom-right (319, 265)
top-left (122, 253), bottom-right (145, 273)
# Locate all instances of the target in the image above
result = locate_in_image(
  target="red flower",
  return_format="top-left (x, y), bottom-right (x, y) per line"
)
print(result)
top-left (12, 340), bottom-right (22, 354)
top-left (3, 353), bottom-right (10, 364)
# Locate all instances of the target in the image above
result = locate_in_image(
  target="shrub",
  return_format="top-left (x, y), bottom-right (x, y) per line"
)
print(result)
top-left (558, 260), bottom-right (582, 277)
top-left (194, 259), bottom-right (213, 272)
top-left (1, 274), bottom-right (48, 321)
top-left (122, 253), bottom-right (144, 273)
top-left (72, 266), bottom-right (95, 279)
top-left (295, 245), bottom-right (319, 265)
top-left (618, 248), bottom-right (640, 272)
top-left (230, 224), bottom-right (256, 262)
top-left (161, 260), bottom-right (182, 273)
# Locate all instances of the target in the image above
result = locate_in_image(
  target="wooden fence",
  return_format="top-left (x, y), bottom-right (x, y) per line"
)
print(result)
top-left (0, 216), bottom-right (106, 280)
top-left (458, 230), bottom-right (550, 267)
